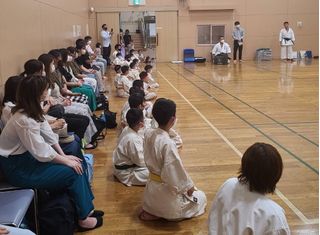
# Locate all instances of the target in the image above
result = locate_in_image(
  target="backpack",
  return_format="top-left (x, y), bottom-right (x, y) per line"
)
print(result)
top-left (103, 110), bottom-right (117, 129)
top-left (38, 191), bottom-right (76, 235)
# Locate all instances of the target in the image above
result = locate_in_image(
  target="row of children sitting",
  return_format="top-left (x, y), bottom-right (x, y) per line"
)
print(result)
top-left (109, 60), bottom-right (290, 233)
top-left (114, 62), bottom-right (159, 99)
top-left (111, 63), bottom-right (203, 221)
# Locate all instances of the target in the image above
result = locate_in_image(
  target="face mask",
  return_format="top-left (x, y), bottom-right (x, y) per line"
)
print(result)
top-left (81, 49), bottom-right (86, 55)
top-left (88, 40), bottom-right (92, 45)
top-left (236, 25), bottom-right (240, 28)
top-left (51, 64), bottom-right (55, 73)
top-left (172, 117), bottom-right (178, 129)
top-left (42, 71), bottom-right (46, 77)
top-left (67, 55), bottom-right (73, 62)
top-left (220, 40), bottom-right (225, 43)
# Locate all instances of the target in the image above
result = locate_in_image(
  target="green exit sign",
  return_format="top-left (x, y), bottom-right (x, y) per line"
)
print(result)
top-left (129, 0), bottom-right (145, 6)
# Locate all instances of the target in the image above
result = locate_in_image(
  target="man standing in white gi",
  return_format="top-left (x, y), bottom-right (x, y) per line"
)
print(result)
top-left (279, 21), bottom-right (295, 62)
top-left (139, 98), bottom-right (206, 221)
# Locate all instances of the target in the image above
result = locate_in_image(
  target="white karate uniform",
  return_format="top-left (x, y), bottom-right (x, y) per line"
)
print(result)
top-left (128, 68), bottom-right (140, 81)
top-left (211, 43), bottom-right (231, 56)
top-left (147, 72), bottom-right (159, 88)
top-left (115, 75), bottom-right (132, 98)
top-left (143, 82), bottom-right (157, 101)
top-left (112, 50), bottom-right (119, 61)
top-left (120, 101), bottom-right (130, 126)
top-left (208, 178), bottom-right (290, 235)
top-left (279, 28), bottom-right (295, 59)
top-left (112, 126), bottom-right (149, 186)
top-left (142, 128), bottom-right (206, 220)
top-left (113, 57), bottom-right (127, 66)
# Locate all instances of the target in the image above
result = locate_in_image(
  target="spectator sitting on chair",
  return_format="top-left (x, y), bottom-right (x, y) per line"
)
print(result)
top-left (211, 36), bottom-right (231, 64)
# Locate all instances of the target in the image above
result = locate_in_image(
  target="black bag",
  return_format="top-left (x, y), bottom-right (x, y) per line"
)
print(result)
top-left (38, 191), bottom-right (76, 235)
top-left (102, 110), bottom-right (117, 129)
top-left (194, 57), bottom-right (206, 63)
top-left (96, 94), bottom-right (109, 111)
top-left (91, 114), bottom-right (106, 142)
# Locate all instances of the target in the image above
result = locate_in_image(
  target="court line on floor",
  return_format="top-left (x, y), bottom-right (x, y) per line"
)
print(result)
top-left (158, 70), bottom-right (319, 225)
top-left (163, 66), bottom-right (318, 175)
top-left (174, 64), bottom-right (319, 147)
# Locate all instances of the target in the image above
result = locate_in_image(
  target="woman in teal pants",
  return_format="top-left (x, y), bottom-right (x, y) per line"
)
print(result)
top-left (0, 75), bottom-right (103, 232)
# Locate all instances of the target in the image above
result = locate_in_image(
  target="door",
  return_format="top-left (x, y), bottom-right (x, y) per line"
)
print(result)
top-left (96, 12), bottom-right (120, 48)
top-left (156, 11), bottom-right (178, 62)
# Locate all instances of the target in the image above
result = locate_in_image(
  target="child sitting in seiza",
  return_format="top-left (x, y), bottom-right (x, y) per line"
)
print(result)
top-left (139, 71), bottom-right (157, 101)
top-left (113, 65), bottom-right (122, 90)
top-left (144, 65), bottom-right (159, 88)
top-left (128, 60), bottom-right (140, 81)
top-left (112, 108), bottom-right (149, 186)
top-left (139, 98), bottom-right (207, 221)
top-left (115, 65), bottom-right (132, 98)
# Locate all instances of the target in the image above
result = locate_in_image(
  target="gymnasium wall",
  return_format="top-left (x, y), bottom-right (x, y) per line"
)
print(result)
top-left (0, 0), bottom-right (89, 88)
top-left (89, 0), bottom-right (319, 61)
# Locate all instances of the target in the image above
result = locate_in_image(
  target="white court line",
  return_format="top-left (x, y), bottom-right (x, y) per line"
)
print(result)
top-left (158, 70), bottom-right (319, 225)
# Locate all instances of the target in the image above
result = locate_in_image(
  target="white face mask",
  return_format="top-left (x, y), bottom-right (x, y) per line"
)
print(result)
top-left (81, 49), bottom-right (86, 55)
top-left (88, 40), bottom-right (92, 45)
top-left (236, 25), bottom-right (240, 28)
top-left (48, 88), bottom-right (52, 96)
top-left (172, 117), bottom-right (178, 129)
top-left (220, 40), bottom-right (225, 43)
top-left (67, 55), bottom-right (73, 62)
top-left (51, 64), bottom-right (55, 73)
top-left (42, 71), bottom-right (46, 77)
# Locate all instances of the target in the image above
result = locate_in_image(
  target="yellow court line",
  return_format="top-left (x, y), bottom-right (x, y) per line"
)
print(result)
top-left (158, 70), bottom-right (319, 225)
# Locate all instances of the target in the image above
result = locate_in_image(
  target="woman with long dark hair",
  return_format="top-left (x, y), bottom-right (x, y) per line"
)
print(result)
top-left (0, 75), bottom-right (103, 231)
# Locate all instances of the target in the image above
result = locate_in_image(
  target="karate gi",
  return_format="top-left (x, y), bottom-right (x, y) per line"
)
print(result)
top-left (142, 128), bottom-right (206, 220)
top-left (279, 28), bottom-right (295, 60)
top-left (208, 178), bottom-right (290, 235)
top-left (112, 126), bottom-right (149, 186)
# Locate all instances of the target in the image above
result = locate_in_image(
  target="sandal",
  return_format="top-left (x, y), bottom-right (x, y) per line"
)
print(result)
top-left (90, 210), bottom-right (105, 217)
top-left (96, 132), bottom-right (106, 141)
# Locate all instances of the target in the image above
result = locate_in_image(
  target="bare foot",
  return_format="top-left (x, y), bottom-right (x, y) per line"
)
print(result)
top-left (139, 209), bottom-right (160, 221)
top-left (78, 217), bottom-right (97, 228)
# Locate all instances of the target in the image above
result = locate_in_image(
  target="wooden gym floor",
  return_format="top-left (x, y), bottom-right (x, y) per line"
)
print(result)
top-left (82, 60), bottom-right (319, 235)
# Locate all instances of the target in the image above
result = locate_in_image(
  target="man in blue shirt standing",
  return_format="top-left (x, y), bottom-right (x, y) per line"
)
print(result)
top-left (232, 21), bottom-right (245, 64)
top-left (100, 24), bottom-right (113, 65)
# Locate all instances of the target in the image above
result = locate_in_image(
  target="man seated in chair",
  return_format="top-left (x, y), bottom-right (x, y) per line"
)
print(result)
top-left (211, 36), bottom-right (231, 65)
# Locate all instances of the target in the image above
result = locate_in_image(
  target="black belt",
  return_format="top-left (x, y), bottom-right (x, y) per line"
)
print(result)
top-left (114, 164), bottom-right (137, 170)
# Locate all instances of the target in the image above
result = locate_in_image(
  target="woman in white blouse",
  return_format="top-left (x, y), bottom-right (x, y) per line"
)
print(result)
top-left (0, 75), bottom-right (103, 232)
top-left (208, 143), bottom-right (290, 235)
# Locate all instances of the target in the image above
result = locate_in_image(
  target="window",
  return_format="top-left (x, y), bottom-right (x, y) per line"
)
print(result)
top-left (197, 24), bottom-right (225, 45)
